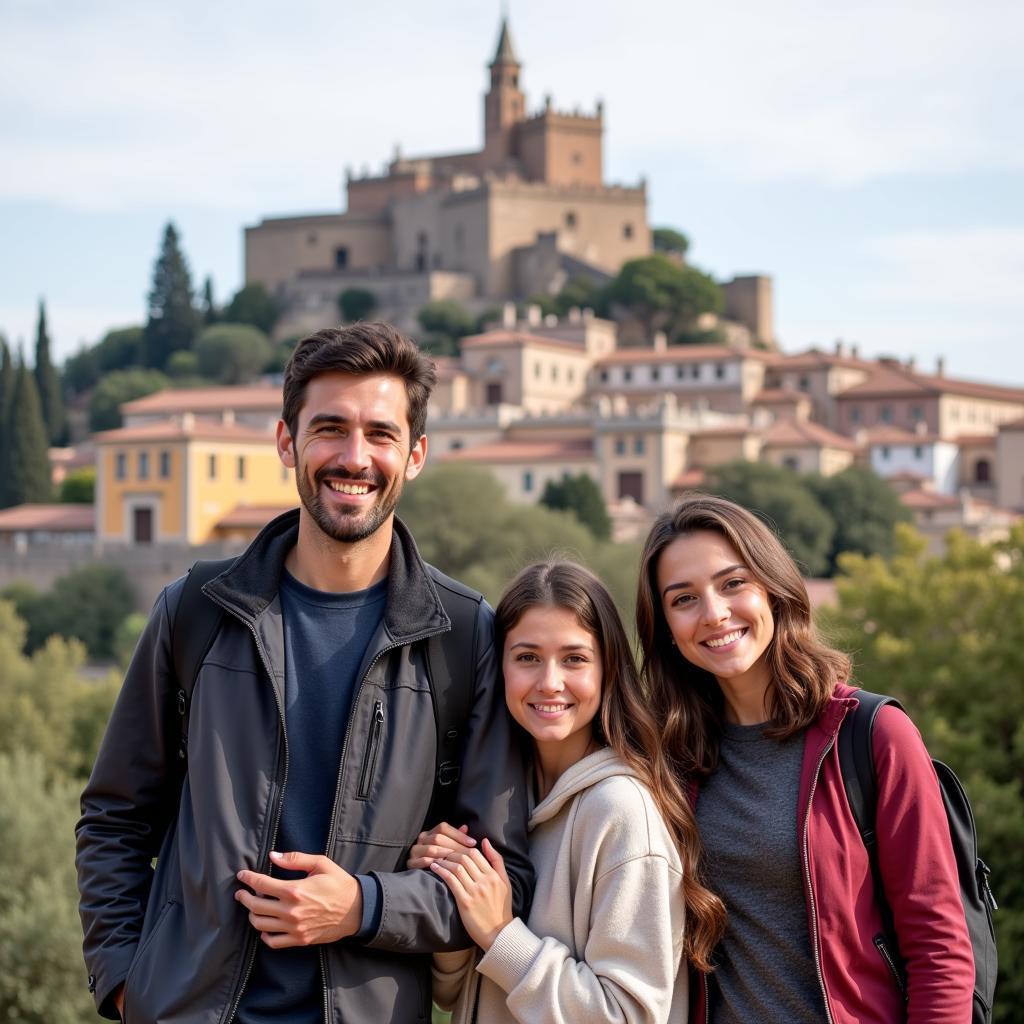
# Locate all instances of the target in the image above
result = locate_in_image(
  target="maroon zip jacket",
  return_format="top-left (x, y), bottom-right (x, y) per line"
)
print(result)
top-left (693, 684), bottom-right (973, 1024)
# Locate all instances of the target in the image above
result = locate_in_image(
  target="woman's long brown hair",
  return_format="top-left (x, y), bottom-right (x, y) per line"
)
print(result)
top-left (636, 493), bottom-right (852, 782)
top-left (496, 560), bottom-right (726, 972)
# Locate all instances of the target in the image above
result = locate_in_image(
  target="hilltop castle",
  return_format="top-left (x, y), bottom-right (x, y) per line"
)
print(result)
top-left (245, 18), bottom-right (656, 338)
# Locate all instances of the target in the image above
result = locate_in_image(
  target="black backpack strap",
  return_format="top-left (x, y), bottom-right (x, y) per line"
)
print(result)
top-left (838, 688), bottom-right (907, 984)
top-left (170, 558), bottom-right (233, 766)
top-left (423, 584), bottom-right (481, 828)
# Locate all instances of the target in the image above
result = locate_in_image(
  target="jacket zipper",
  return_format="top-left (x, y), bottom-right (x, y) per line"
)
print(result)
top-left (801, 735), bottom-right (836, 1024)
top-left (702, 972), bottom-right (710, 1024)
top-left (873, 934), bottom-right (907, 998)
top-left (319, 627), bottom-right (449, 1024)
top-left (206, 599), bottom-right (291, 1024)
top-left (358, 701), bottom-right (386, 799)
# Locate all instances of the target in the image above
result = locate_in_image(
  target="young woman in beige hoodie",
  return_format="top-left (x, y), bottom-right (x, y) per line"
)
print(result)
top-left (407, 561), bottom-right (725, 1024)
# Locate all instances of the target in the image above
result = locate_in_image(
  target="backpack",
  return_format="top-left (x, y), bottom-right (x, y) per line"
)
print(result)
top-left (169, 558), bottom-right (477, 828)
top-left (838, 688), bottom-right (998, 1022)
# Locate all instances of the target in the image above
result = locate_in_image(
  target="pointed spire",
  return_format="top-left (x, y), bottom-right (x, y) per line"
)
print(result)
top-left (490, 16), bottom-right (519, 66)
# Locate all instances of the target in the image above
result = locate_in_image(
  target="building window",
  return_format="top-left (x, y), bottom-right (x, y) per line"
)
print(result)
top-left (159, 450), bottom-right (171, 479)
top-left (623, 368), bottom-right (633, 383)
top-left (715, 364), bottom-right (726, 380)
top-left (599, 369), bottom-right (609, 383)
top-left (307, 231), bottom-right (318, 245)
top-left (486, 382), bottom-right (503, 405)
top-left (523, 470), bottom-right (533, 493)
top-left (565, 210), bottom-right (577, 229)
top-left (676, 365), bottom-right (685, 380)
top-left (850, 407), bottom-right (861, 424)
top-left (914, 445), bottom-right (923, 459)
top-left (975, 459), bottom-right (991, 483)
top-left (615, 437), bottom-right (626, 455)
top-left (535, 362), bottom-right (541, 379)
top-left (138, 451), bottom-right (149, 480)
top-left (208, 454), bottom-right (217, 480)
top-left (911, 405), bottom-right (924, 422)
top-left (623, 223), bottom-right (633, 239)
top-left (783, 456), bottom-right (800, 471)
top-left (115, 452), bottom-right (127, 480)
top-left (334, 247), bottom-right (348, 269)
top-left (237, 456), bottom-right (246, 481)
top-left (551, 364), bottom-right (558, 381)
top-left (881, 446), bottom-right (890, 460)
top-left (798, 375), bottom-right (810, 392)
top-left (449, 439), bottom-right (463, 451)
top-left (651, 366), bottom-right (661, 381)
top-left (618, 471), bottom-right (644, 503)
top-left (691, 365), bottom-right (701, 379)
top-left (880, 405), bottom-right (893, 423)
top-left (568, 367), bottom-right (575, 383)
top-left (634, 437), bottom-right (645, 454)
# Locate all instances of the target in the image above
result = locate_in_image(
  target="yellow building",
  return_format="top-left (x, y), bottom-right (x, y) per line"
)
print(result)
top-left (94, 416), bottom-right (295, 546)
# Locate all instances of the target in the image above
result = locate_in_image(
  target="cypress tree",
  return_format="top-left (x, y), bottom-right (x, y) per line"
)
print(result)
top-left (143, 222), bottom-right (198, 369)
top-left (5, 353), bottom-right (52, 507)
top-left (34, 299), bottom-right (66, 445)
top-left (202, 275), bottom-right (218, 325)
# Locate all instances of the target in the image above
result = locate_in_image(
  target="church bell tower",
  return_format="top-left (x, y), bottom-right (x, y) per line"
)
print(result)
top-left (483, 17), bottom-right (525, 165)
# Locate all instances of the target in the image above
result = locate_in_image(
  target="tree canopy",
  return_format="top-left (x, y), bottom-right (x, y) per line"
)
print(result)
top-left (652, 226), bottom-right (690, 256)
top-left (63, 326), bottom-right (145, 395)
top-left (417, 300), bottom-right (477, 356)
top-left (4, 358), bottom-right (52, 508)
top-left (88, 367), bottom-right (169, 431)
top-left (605, 255), bottom-right (723, 341)
top-left (143, 222), bottom-right (198, 369)
top-left (194, 323), bottom-right (273, 384)
top-left (540, 473), bottom-right (612, 540)
top-left (338, 288), bottom-right (378, 324)
top-left (224, 282), bottom-right (278, 334)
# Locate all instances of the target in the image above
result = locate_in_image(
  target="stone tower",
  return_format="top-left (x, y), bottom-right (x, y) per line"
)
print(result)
top-left (484, 18), bottom-right (525, 165)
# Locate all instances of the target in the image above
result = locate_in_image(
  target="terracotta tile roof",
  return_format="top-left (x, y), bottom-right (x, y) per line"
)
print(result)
top-left (216, 505), bottom-right (298, 530)
top-left (120, 385), bottom-right (282, 415)
top-left (440, 439), bottom-right (594, 464)
top-left (460, 330), bottom-right (587, 355)
top-left (762, 419), bottom-right (858, 451)
top-left (954, 434), bottom-right (998, 447)
top-left (900, 489), bottom-right (961, 510)
top-left (750, 388), bottom-right (808, 405)
top-left (595, 345), bottom-right (777, 367)
top-left (691, 424), bottom-right (757, 439)
top-left (886, 470), bottom-right (930, 482)
top-left (859, 425), bottom-right (939, 445)
top-left (93, 420), bottom-right (277, 445)
top-left (0, 503), bottom-right (95, 531)
top-left (838, 362), bottom-right (1024, 402)
top-left (670, 468), bottom-right (707, 489)
top-left (771, 347), bottom-right (875, 372)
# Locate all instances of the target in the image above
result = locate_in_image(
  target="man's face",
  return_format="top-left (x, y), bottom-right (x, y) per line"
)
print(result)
top-left (277, 372), bottom-right (427, 544)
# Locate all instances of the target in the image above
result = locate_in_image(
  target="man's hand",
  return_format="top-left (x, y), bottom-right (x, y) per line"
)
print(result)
top-left (235, 850), bottom-right (363, 948)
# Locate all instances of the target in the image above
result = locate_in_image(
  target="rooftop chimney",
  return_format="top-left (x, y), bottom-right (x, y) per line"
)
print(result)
top-left (653, 331), bottom-right (667, 352)
top-left (526, 304), bottom-right (542, 327)
top-left (568, 306), bottom-right (581, 324)
top-left (834, 339), bottom-right (846, 357)
top-left (502, 302), bottom-right (516, 329)
top-left (936, 356), bottom-right (946, 377)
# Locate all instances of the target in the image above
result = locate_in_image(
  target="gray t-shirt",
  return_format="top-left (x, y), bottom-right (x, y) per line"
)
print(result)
top-left (696, 721), bottom-right (826, 1023)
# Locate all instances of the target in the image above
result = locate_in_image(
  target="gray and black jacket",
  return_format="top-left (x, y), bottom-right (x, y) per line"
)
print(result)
top-left (76, 509), bottom-right (534, 1023)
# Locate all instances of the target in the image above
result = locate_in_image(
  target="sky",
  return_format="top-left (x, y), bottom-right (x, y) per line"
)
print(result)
top-left (2, 0), bottom-right (1022, 382)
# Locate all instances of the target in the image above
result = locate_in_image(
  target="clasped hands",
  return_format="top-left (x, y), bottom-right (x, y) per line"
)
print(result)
top-left (234, 850), bottom-right (363, 948)
top-left (407, 822), bottom-right (513, 951)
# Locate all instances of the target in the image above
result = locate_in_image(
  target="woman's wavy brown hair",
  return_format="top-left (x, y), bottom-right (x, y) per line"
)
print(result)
top-left (496, 560), bottom-right (726, 971)
top-left (636, 493), bottom-right (851, 782)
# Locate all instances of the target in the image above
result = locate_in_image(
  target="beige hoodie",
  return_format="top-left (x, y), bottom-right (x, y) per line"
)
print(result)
top-left (432, 747), bottom-right (688, 1024)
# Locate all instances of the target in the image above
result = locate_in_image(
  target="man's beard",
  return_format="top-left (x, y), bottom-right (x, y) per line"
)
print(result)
top-left (296, 465), bottom-right (403, 544)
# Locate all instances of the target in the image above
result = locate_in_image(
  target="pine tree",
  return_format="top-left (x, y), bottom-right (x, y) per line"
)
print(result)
top-left (143, 222), bottom-right (198, 369)
top-left (33, 299), bottom-right (66, 445)
top-left (5, 354), bottom-right (52, 507)
top-left (202, 275), bottom-right (218, 325)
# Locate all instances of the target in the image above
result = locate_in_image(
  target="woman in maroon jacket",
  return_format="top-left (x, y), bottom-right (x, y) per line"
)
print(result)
top-left (636, 493), bottom-right (973, 1024)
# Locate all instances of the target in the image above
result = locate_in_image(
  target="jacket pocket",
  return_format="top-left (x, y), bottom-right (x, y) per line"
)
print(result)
top-left (123, 898), bottom-right (177, 1022)
top-left (357, 700), bottom-right (385, 800)
top-left (873, 933), bottom-right (907, 1000)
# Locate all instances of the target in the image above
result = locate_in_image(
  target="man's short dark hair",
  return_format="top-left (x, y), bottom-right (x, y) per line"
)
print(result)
top-left (282, 322), bottom-right (438, 443)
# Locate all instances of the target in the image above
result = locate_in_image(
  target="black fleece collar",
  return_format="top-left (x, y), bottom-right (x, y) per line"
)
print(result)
top-left (204, 508), bottom-right (450, 640)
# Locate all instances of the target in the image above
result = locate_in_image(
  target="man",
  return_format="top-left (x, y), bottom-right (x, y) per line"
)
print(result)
top-left (76, 323), bottom-right (533, 1022)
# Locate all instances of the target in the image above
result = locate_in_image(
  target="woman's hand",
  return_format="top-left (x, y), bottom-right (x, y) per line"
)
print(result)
top-left (407, 822), bottom-right (476, 869)
top-left (431, 838), bottom-right (513, 951)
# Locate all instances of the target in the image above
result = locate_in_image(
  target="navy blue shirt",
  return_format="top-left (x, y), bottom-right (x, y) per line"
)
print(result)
top-left (238, 571), bottom-right (387, 1024)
